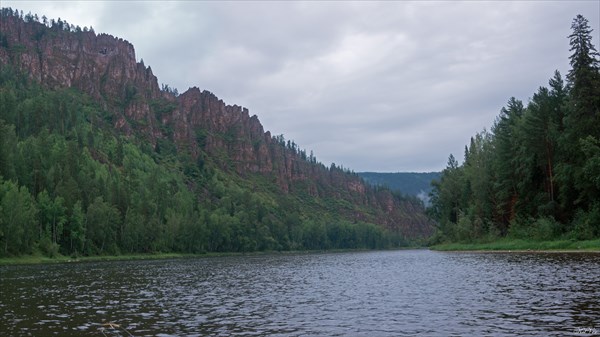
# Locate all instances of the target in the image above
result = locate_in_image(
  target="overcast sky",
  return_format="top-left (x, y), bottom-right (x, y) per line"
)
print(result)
top-left (5, 1), bottom-right (600, 172)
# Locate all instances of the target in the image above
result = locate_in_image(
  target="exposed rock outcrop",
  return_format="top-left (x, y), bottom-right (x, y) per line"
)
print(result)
top-left (0, 13), bottom-right (434, 239)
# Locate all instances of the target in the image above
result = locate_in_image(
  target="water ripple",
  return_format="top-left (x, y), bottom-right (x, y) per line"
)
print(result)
top-left (1, 251), bottom-right (600, 336)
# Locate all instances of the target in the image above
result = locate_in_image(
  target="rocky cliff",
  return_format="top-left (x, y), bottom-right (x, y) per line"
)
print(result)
top-left (0, 12), bottom-right (433, 239)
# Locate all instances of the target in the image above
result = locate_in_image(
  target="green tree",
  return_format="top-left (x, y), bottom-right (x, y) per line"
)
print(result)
top-left (86, 196), bottom-right (121, 254)
top-left (557, 14), bottom-right (600, 220)
top-left (0, 179), bottom-right (37, 256)
top-left (0, 120), bottom-right (17, 181)
top-left (429, 154), bottom-right (464, 238)
top-left (430, 16), bottom-right (600, 243)
top-left (567, 14), bottom-right (600, 133)
top-left (521, 84), bottom-right (560, 216)
top-left (37, 190), bottom-right (67, 246)
top-left (461, 131), bottom-right (495, 237)
top-left (492, 97), bottom-right (524, 233)
top-left (66, 200), bottom-right (86, 255)
top-left (302, 219), bottom-right (328, 250)
top-left (122, 207), bottom-right (145, 253)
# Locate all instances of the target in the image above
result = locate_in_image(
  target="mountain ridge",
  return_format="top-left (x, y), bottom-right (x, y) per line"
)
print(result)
top-left (0, 9), bottom-right (433, 256)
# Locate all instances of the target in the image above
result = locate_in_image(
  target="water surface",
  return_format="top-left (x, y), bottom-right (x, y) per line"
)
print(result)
top-left (1, 250), bottom-right (599, 336)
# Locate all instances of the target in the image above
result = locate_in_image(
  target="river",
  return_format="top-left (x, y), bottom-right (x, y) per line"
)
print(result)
top-left (1, 250), bottom-right (599, 336)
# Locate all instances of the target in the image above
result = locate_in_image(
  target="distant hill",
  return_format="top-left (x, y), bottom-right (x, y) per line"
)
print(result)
top-left (358, 172), bottom-right (441, 204)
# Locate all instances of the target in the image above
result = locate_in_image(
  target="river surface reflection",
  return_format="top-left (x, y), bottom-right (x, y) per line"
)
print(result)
top-left (1, 250), bottom-right (599, 336)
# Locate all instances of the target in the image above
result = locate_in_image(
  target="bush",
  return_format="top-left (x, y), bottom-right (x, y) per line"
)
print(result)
top-left (38, 236), bottom-right (60, 258)
top-left (530, 217), bottom-right (561, 241)
top-left (570, 204), bottom-right (600, 240)
top-left (452, 216), bottom-right (476, 242)
top-left (508, 216), bottom-right (561, 241)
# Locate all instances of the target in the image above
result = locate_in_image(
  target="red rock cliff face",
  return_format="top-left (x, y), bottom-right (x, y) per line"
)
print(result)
top-left (171, 88), bottom-right (273, 173)
top-left (0, 14), bottom-right (433, 239)
top-left (0, 15), bottom-right (163, 142)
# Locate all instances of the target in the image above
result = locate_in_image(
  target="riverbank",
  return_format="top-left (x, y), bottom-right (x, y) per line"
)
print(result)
top-left (0, 247), bottom-right (416, 266)
top-left (430, 238), bottom-right (600, 252)
top-left (5, 240), bottom-right (596, 265)
top-left (0, 251), bottom-right (306, 266)
top-left (0, 252), bottom-right (200, 265)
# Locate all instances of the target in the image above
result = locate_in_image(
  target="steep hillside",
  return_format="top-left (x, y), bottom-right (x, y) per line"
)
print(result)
top-left (0, 9), bottom-right (433, 256)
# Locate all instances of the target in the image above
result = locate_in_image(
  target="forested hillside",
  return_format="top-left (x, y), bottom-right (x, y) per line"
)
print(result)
top-left (0, 8), bottom-right (433, 257)
top-left (429, 15), bottom-right (600, 243)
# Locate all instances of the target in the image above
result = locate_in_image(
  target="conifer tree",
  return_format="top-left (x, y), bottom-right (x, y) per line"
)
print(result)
top-left (492, 97), bottom-right (524, 232)
top-left (566, 14), bottom-right (600, 137)
top-left (556, 14), bottom-right (600, 219)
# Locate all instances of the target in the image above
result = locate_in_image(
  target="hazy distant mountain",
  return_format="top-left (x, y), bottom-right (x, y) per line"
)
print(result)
top-left (358, 172), bottom-right (441, 205)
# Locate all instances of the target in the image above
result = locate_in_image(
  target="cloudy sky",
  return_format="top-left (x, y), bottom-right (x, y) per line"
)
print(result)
top-left (5, 1), bottom-right (600, 172)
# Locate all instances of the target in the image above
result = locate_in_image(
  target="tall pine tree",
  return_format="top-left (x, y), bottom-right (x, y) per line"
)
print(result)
top-left (557, 14), bottom-right (600, 220)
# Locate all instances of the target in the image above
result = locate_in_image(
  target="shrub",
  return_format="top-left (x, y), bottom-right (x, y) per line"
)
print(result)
top-left (508, 216), bottom-right (561, 241)
top-left (570, 204), bottom-right (600, 240)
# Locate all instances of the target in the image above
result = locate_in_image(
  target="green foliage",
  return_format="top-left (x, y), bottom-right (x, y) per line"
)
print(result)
top-left (429, 15), bottom-right (600, 244)
top-left (0, 11), bottom-right (433, 258)
top-left (37, 190), bottom-right (67, 246)
top-left (0, 62), bottom-right (408, 258)
top-left (0, 178), bottom-right (38, 255)
top-left (507, 217), bottom-right (562, 242)
top-left (570, 205), bottom-right (600, 240)
top-left (150, 98), bottom-right (177, 122)
top-left (86, 197), bottom-right (121, 255)
top-left (67, 201), bottom-right (86, 255)
top-left (431, 238), bottom-right (600, 252)
top-left (578, 136), bottom-right (600, 202)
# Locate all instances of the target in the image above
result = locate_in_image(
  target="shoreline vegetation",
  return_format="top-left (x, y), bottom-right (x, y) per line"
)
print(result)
top-left (3, 240), bottom-right (599, 265)
top-left (0, 247), bottom-right (421, 266)
top-left (427, 15), bottom-right (600, 248)
top-left (431, 238), bottom-right (600, 252)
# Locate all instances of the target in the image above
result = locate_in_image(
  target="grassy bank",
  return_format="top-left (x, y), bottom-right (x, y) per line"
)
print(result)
top-left (0, 251), bottom-right (303, 266)
top-left (430, 238), bottom-right (600, 252)
top-left (0, 252), bottom-right (200, 266)
top-left (0, 247), bottom-right (412, 266)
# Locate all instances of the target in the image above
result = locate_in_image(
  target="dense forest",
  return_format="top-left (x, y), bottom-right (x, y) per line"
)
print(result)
top-left (429, 15), bottom-right (600, 244)
top-left (0, 8), bottom-right (433, 258)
